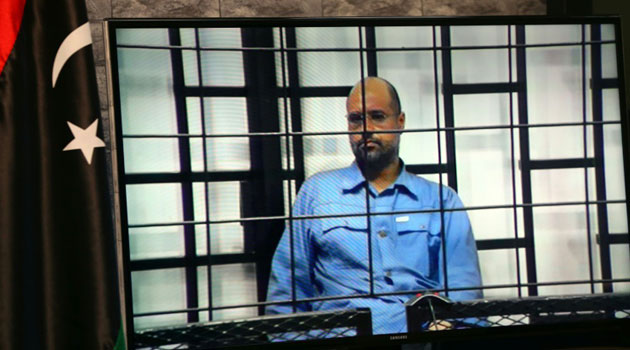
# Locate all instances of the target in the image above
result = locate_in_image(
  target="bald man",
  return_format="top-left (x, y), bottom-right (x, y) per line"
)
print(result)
top-left (266, 77), bottom-right (482, 335)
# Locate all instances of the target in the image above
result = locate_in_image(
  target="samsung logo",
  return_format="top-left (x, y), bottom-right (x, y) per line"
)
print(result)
top-left (389, 335), bottom-right (408, 340)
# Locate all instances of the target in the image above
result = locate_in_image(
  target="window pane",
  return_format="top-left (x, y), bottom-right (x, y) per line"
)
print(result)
top-left (126, 183), bottom-right (183, 225)
top-left (197, 264), bottom-right (258, 321)
top-left (603, 124), bottom-right (626, 201)
top-left (469, 208), bottom-right (523, 240)
top-left (118, 48), bottom-right (178, 135)
top-left (198, 28), bottom-right (244, 86)
top-left (452, 49), bottom-right (509, 84)
top-left (182, 49), bottom-right (200, 86)
top-left (123, 138), bottom-right (180, 173)
top-left (530, 168), bottom-right (595, 204)
top-left (129, 226), bottom-right (185, 260)
top-left (192, 182), bottom-right (245, 255)
top-left (533, 205), bottom-right (593, 295)
top-left (611, 244), bottom-right (630, 292)
top-left (117, 28), bottom-right (170, 46)
top-left (296, 27), bottom-right (360, 48)
top-left (453, 94), bottom-right (511, 127)
top-left (528, 126), bottom-right (584, 160)
top-left (525, 25), bottom-right (581, 45)
top-left (478, 249), bottom-right (519, 298)
top-left (456, 129), bottom-right (516, 207)
top-left (526, 46), bottom-right (584, 124)
top-left (450, 25), bottom-right (508, 46)
top-left (132, 268), bottom-right (187, 329)
top-left (375, 26), bottom-right (433, 48)
top-left (376, 51), bottom-right (439, 129)
top-left (298, 52), bottom-right (362, 87)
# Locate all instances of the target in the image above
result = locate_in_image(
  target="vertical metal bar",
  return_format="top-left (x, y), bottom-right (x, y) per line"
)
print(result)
top-left (581, 24), bottom-right (596, 294)
top-left (365, 26), bottom-right (378, 77)
top-left (515, 25), bottom-right (539, 297)
top-left (278, 27), bottom-right (298, 313)
top-left (241, 27), bottom-right (285, 315)
top-left (590, 24), bottom-right (614, 293)
top-left (190, 27), bottom-right (214, 322)
top-left (439, 26), bottom-right (458, 191)
top-left (435, 25), bottom-right (449, 296)
top-left (358, 26), bottom-right (375, 297)
top-left (284, 28), bottom-right (306, 189)
top-left (507, 25), bottom-right (523, 298)
top-left (168, 28), bottom-right (199, 323)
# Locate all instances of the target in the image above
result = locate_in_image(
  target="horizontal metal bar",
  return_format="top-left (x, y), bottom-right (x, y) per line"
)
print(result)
top-left (132, 278), bottom-right (630, 317)
top-left (447, 82), bottom-right (519, 95)
top-left (124, 171), bottom-right (256, 184)
top-left (597, 233), bottom-right (630, 245)
top-left (130, 253), bottom-right (256, 271)
top-left (115, 39), bottom-right (617, 53)
top-left (477, 238), bottom-right (528, 250)
top-left (120, 120), bottom-right (621, 139)
top-left (591, 77), bottom-right (619, 90)
top-left (183, 86), bottom-right (247, 97)
top-left (405, 163), bottom-right (449, 175)
top-left (125, 199), bottom-right (628, 229)
top-left (524, 158), bottom-right (596, 170)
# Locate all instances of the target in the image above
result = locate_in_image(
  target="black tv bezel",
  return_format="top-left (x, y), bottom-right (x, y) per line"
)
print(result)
top-left (105, 15), bottom-right (630, 349)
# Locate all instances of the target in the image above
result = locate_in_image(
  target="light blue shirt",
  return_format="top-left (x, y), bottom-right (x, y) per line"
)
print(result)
top-left (266, 161), bottom-right (482, 335)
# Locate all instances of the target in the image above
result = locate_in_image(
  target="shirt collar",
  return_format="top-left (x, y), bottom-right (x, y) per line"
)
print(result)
top-left (342, 159), bottom-right (418, 200)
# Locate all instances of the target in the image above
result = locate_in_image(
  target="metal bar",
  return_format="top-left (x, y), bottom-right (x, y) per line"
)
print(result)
top-left (590, 24), bottom-right (614, 293)
top-left (130, 253), bottom-right (257, 271)
top-left (516, 24), bottom-right (539, 297)
top-left (508, 24), bottom-right (523, 298)
top-left (120, 119), bottom-right (622, 139)
top-left (525, 158), bottom-right (596, 170)
top-left (476, 238), bottom-right (528, 250)
top-left (440, 25), bottom-right (458, 191)
top-left (126, 198), bottom-right (629, 228)
top-left (168, 28), bottom-right (199, 323)
top-left (437, 25), bottom-right (450, 297)
top-left (581, 24), bottom-right (596, 294)
top-left (447, 82), bottom-right (519, 94)
top-left (115, 39), bottom-right (619, 52)
top-left (597, 233), bottom-right (630, 245)
top-left (285, 27), bottom-right (306, 190)
top-left (193, 26), bottom-right (214, 324)
top-left (285, 26), bottom-right (302, 312)
top-left (365, 26), bottom-right (378, 76)
top-left (132, 278), bottom-right (630, 317)
top-left (357, 27), bottom-right (376, 297)
top-left (405, 163), bottom-right (449, 175)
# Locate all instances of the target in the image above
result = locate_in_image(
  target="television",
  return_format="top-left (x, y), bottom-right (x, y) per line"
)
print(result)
top-left (105, 16), bottom-right (630, 349)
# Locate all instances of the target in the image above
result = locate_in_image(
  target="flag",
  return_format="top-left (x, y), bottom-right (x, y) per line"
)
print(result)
top-left (0, 0), bottom-right (122, 349)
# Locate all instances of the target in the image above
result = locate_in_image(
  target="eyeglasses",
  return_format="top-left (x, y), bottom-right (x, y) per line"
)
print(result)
top-left (346, 111), bottom-right (393, 128)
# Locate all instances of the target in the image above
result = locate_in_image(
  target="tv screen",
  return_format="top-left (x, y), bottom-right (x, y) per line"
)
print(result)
top-left (106, 16), bottom-right (630, 349)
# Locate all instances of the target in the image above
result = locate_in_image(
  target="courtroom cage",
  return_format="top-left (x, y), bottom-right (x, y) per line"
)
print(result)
top-left (105, 16), bottom-right (630, 349)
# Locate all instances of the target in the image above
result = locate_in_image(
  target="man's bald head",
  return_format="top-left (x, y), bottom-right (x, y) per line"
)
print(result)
top-left (347, 77), bottom-right (401, 116)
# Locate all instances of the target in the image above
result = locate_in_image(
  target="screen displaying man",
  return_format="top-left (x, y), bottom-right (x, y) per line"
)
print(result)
top-left (266, 77), bottom-right (482, 335)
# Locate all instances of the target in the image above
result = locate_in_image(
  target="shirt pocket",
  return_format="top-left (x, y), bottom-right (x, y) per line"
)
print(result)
top-left (395, 212), bottom-right (441, 280)
top-left (316, 217), bottom-right (370, 268)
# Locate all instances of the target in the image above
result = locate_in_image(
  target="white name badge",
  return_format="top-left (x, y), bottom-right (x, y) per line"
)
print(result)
top-left (395, 216), bottom-right (410, 223)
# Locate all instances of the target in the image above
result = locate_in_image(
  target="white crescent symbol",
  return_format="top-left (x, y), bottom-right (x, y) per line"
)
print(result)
top-left (52, 22), bottom-right (92, 88)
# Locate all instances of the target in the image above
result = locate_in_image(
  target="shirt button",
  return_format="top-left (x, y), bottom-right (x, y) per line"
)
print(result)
top-left (385, 271), bottom-right (392, 277)
top-left (378, 230), bottom-right (388, 238)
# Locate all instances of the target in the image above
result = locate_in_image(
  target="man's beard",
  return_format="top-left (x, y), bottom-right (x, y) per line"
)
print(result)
top-left (351, 137), bottom-right (399, 176)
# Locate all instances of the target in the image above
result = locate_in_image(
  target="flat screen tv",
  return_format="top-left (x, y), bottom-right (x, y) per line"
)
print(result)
top-left (105, 16), bottom-right (630, 349)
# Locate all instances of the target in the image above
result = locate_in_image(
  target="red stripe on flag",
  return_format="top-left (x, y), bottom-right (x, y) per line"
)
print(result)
top-left (0, 0), bottom-right (26, 75)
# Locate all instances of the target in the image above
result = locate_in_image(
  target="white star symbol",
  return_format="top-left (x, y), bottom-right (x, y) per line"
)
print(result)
top-left (63, 119), bottom-right (105, 165)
